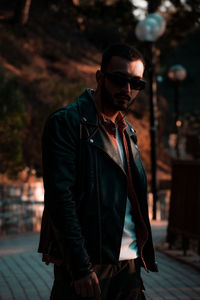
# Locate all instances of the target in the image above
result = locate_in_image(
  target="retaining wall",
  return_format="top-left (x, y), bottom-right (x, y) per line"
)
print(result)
top-left (0, 182), bottom-right (170, 235)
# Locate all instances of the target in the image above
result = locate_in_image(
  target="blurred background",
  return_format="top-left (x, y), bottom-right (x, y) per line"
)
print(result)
top-left (0, 0), bottom-right (199, 256)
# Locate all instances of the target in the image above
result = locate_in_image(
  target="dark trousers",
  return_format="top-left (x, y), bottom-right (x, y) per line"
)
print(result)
top-left (50, 259), bottom-right (146, 300)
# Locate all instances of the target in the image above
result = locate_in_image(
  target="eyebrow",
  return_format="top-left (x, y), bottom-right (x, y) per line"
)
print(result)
top-left (114, 72), bottom-right (142, 79)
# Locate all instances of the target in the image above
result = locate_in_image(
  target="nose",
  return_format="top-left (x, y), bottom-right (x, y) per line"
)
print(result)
top-left (122, 81), bottom-right (131, 93)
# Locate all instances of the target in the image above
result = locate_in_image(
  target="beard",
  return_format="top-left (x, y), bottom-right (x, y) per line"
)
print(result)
top-left (101, 81), bottom-right (134, 113)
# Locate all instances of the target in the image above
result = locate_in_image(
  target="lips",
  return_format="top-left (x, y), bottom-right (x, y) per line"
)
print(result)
top-left (116, 92), bottom-right (130, 98)
top-left (116, 95), bottom-right (131, 102)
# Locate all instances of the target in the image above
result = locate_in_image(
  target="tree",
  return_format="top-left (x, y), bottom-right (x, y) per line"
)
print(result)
top-left (0, 69), bottom-right (26, 178)
top-left (77, 0), bottom-right (137, 49)
top-left (13, 0), bottom-right (32, 25)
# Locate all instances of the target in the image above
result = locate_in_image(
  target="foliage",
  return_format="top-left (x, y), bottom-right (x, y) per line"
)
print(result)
top-left (21, 80), bottom-right (86, 178)
top-left (0, 69), bottom-right (26, 178)
top-left (50, 80), bottom-right (86, 109)
top-left (77, 0), bottom-right (137, 49)
top-left (152, 0), bottom-right (200, 67)
top-left (0, 0), bottom-right (199, 180)
top-left (0, 73), bottom-right (85, 179)
top-left (76, 0), bottom-right (200, 64)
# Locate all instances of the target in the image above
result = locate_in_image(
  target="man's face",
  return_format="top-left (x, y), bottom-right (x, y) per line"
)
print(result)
top-left (100, 56), bottom-right (145, 112)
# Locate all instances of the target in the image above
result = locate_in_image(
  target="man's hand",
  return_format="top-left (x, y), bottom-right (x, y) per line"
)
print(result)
top-left (74, 272), bottom-right (101, 299)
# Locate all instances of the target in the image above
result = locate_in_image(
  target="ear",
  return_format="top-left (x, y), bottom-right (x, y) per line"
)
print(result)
top-left (96, 70), bottom-right (103, 84)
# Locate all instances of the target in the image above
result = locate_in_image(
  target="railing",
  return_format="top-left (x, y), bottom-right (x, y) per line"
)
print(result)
top-left (167, 160), bottom-right (200, 255)
top-left (0, 182), bottom-right (44, 234)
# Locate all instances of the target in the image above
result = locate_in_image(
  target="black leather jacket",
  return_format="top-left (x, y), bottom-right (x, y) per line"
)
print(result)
top-left (39, 89), bottom-right (158, 280)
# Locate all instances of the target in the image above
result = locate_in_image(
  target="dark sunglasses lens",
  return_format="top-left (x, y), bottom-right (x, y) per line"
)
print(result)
top-left (107, 73), bottom-right (127, 87)
top-left (105, 72), bottom-right (145, 90)
top-left (131, 79), bottom-right (146, 90)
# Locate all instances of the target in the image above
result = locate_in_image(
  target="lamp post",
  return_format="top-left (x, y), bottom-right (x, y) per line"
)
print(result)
top-left (135, 13), bottom-right (166, 220)
top-left (168, 65), bottom-right (187, 159)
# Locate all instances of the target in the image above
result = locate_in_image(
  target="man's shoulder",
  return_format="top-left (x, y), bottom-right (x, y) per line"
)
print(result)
top-left (47, 101), bottom-right (81, 131)
top-left (42, 103), bottom-right (81, 144)
top-left (48, 89), bottom-right (93, 126)
top-left (51, 102), bottom-right (79, 119)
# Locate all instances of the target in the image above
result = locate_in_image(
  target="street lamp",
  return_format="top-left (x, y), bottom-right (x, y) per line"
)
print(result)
top-left (168, 64), bottom-right (187, 159)
top-left (135, 13), bottom-right (166, 42)
top-left (135, 13), bottom-right (166, 220)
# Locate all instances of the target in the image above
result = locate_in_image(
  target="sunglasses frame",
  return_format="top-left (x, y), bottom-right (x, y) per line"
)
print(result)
top-left (103, 71), bottom-right (146, 91)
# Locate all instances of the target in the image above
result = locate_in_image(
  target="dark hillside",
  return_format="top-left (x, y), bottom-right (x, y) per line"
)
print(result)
top-left (0, 1), bottom-right (171, 182)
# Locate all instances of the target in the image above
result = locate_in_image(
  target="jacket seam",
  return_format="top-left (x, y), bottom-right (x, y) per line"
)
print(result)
top-left (95, 151), bottom-right (103, 264)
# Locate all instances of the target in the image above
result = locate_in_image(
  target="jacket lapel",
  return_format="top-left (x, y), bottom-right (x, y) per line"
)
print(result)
top-left (125, 124), bottom-right (147, 184)
top-left (77, 89), bottom-right (125, 175)
top-left (91, 124), bottom-right (125, 173)
top-left (125, 125), bottom-right (139, 161)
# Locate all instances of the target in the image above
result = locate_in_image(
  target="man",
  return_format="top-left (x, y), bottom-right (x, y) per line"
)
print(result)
top-left (38, 43), bottom-right (158, 300)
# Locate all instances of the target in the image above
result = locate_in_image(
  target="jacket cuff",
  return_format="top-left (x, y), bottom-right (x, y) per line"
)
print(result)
top-left (70, 262), bottom-right (94, 280)
top-left (62, 240), bottom-right (94, 280)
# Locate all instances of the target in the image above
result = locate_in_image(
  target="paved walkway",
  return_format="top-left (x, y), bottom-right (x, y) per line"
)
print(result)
top-left (0, 222), bottom-right (200, 300)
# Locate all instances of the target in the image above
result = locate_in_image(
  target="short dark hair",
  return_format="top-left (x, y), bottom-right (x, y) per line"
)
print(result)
top-left (101, 43), bottom-right (145, 72)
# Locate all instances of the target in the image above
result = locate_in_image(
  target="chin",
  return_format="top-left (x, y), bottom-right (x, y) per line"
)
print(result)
top-left (120, 106), bottom-right (129, 113)
top-left (113, 104), bottom-right (129, 112)
top-left (114, 100), bottom-right (130, 111)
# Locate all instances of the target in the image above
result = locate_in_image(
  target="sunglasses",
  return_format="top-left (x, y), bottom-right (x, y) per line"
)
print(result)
top-left (103, 71), bottom-right (146, 91)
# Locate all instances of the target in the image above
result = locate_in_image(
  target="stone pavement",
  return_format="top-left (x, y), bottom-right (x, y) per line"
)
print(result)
top-left (0, 222), bottom-right (200, 300)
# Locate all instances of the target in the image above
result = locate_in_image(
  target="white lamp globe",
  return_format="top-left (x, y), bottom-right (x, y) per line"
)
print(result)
top-left (135, 13), bottom-right (166, 42)
top-left (168, 65), bottom-right (187, 82)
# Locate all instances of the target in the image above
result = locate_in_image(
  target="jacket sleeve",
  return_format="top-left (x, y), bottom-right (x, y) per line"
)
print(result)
top-left (42, 107), bottom-right (93, 279)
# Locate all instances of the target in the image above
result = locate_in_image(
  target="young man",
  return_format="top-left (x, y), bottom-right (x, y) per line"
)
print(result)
top-left (39, 43), bottom-right (158, 300)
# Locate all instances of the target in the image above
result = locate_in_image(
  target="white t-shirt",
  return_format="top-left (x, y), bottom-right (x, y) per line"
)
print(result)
top-left (116, 126), bottom-right (139, 260)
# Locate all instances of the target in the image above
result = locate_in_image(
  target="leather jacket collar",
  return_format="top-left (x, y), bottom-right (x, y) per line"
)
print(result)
top-left (77, 89), bottom-right (140, 175)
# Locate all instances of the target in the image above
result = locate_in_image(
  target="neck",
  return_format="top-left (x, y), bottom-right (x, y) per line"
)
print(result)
top-left (93, 90), bottom-right (120, 123)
